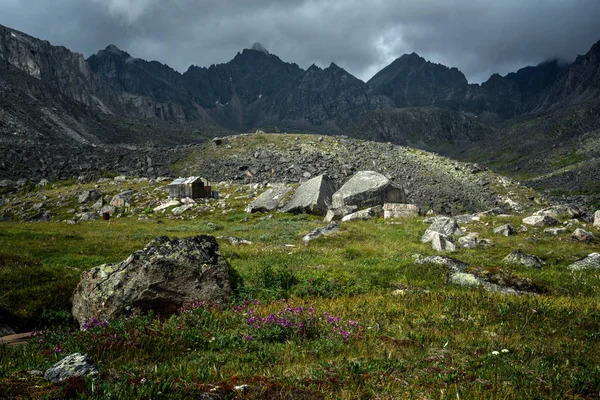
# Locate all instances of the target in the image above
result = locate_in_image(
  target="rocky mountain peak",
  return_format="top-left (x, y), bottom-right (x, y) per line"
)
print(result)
top-left (250, 42), bottom-right (269, 55)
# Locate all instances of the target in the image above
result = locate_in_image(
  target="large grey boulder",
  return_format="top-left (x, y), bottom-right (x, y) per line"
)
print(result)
top-left (522, 215), bottom-right (561, 227)
top-left (534, 204), bottom-right (586, 219)
top-left (245, 185), bottom-right (291, 213)
top-left (280, 175), bottom-right (337, 216)
top-left (502, 250), bottom-right (543, 269)
top-left (72, 235), bottom-right (232, 328)
top-left (44, 353), bottom-right (98, 382)
top-left (568, 253), bottom-right (600, 271)
top-left (331, 171), bottom-right (405, 209)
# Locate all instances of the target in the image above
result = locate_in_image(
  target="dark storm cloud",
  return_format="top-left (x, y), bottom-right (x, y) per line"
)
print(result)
top-left (2, 0), bottom-right (600, 83)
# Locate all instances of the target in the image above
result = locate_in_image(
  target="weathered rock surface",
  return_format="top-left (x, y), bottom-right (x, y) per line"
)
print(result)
top-left (502, 250), bottom-right (544, 269)
top-left (568, 253), bottom-right (600, 271)
top-left (383, 203), bottom-right (421, 219)
top-left (431, 232), bottom-right (457, 252)
top-left (493, 224), bottom-right (517, 236)
top-left (323, 206), bottom-right (358, 223)
top-left (44, 353), bottom-right (98, 383)
top-left (245, 185), bottom-right (291, 213)
top-left (280, 175), bottom-right (337, 216)
top-left (218, 236), bottom-right (252, 246)
top-left (421, 216), bottom-right (463, 243)
top-left (522, 215), bottom-right (561, 227)
top-left (331, 171), bottom-right (405, 209)
top-left (572, 228), bottom-right (595, 242)
top-left (533, 204), bottom-right (586, 219)
top-left (72, 235), bottom-right (232, 327)
top-left (302, 222), bottom-right (339, 245)
top-left (594, 210), bottom-right (600, 228)
top-left (341, 206), bottom-right (382, 222)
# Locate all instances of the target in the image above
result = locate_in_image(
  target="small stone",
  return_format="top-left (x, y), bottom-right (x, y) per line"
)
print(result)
top-left (493, 224), bottom-right (517, 237)
top-left (523, 215), bottom-right (561, 227)
top-left (431, 232), bottom-right (457, 252)
top-left (303, 222), bottom-right (339, 245)
top-left (594, 210), bottom-right (600, 229)
top-left (341, 206), bottom-right (382, 222)
top-left (572, 228), bottom-right (595, 242)
top-left (544, 227), bottom-right (566, 236)
top-left (44, 353), bottom-right (98, 383)
top-left (502, 250), bottom-right (544, 269)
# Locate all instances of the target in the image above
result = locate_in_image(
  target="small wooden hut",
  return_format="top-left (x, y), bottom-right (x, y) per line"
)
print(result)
top-left (168, 177), bottom-right (211, 199)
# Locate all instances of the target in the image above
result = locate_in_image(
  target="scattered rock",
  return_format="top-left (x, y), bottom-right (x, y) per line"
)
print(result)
top-left (323, 206), bottom-right (358, 223)
top-left (458, 233), bottom-right (493, 249)
top-left (421, 216), bottom-right (463, 243)
top-left (218, 236), bottom-right (253, 246)
top-left (78, 190), bottom-right (102, 204)
top-left (172, 204), bottom-right (193, 215)
top-left (383, 203), bottom-right (421, 219)
top-left (414, 255), bottom-right (468, 273)
top-left (493, 224), bottom-right (517, 237)
top-left (280, 175), bottom-right (337, 216)
top-left (544, 227), bottom-right (566, 236)
top-left (154, 200), bottom-right (181, 212)
top-left (245, 185), bottom-right (291, 213)
top-left (341, 206), bottom-right (382, 222)
top-left (594, 210), bottom-right (600, 229)
top-left (76, 212), bottom-right (99, 221)
top-left (502, 250), bottom-right (544, 269)
top-left (568, 253), bottom-right (600, 271)
top-left (110, 190), bottom-right (135, 209)
top-left (44, 353), bottom-right (98, 383)
top-left (72, 235), bottom-right (232, 327)
top-left (522, 215), bottom-right (561, 227)
top-left (331, 171), bottom-right (405, 209)
top-left (533, 204), bottom-right (586, 219)
top-left (571, 228), bottom-right (595, 242)
top-left (454, 214), bottom-right (480, 224)
top-left (24, 211), bottom-right (51, 222)
top-left (302, 222), bottom-right (339, 245)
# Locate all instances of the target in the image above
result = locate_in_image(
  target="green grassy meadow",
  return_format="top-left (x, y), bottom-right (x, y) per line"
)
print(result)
top-left (0, 180), bottom-right (599, 399)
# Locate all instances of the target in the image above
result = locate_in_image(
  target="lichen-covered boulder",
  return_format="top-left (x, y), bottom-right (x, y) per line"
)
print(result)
top-left (571, 228), bottom-right (595, 242)
top-left (568, 253), bottom-right (600, 271)
top-left (421, 216), bottom-right (463, 243)
top-left (245, 185), bottom-right (291, 213)
top-left (280, 175), bottom-right (337, 216)
top-left (331, 171), bottom-right (405, 209)
top-left (44, 353), bottom-right (98, 382)
top-left (533, 204), bottom-right (586, 219)
top-left (72, 235), bottom-right (232, 328)
top-left (502, 250), bottom-right (544, 269)
top-left (522, 215), bottom-right (560, 227)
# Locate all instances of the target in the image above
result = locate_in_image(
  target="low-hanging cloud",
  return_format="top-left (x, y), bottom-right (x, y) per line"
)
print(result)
top-left (1, 0), bottom-right (599, 83)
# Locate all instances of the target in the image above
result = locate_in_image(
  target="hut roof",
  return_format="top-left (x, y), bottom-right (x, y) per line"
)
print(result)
top-left (168, 177), bottom-right (207, 186)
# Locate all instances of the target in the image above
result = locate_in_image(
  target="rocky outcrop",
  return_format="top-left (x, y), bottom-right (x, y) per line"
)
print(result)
top-left (71, 235), bottom-right (232, 327)
top-left (331, 171), bottom-right (405, 210)
top-left (280, 175), bottom-right (337, 216)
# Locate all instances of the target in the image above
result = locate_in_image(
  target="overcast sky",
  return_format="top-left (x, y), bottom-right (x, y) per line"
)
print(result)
top-left (2, 0), bottom-right (600, 83)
